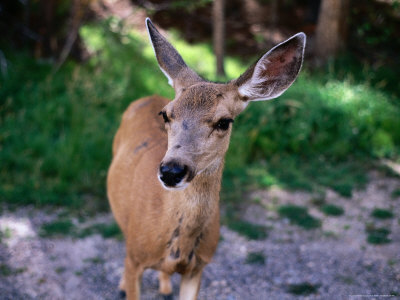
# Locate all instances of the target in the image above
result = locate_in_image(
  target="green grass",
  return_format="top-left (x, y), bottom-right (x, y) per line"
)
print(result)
top-left (55, 266), bottom-right (66, 274)
top-left (287, 282), bottom-right (319, 295)
top-left (0, 227), bottom-right (11, 243)
top-left (224, 67), bottom-right (400, 198)
top-left (84, 256), bottom-right (105, 264)
top-left (1, 17), bottom-right (400, 210)
top-left (321, 204), bottom-right (345, 216)
top-left (40, 218), bottom-right (122, 239)
top-left (225, 218), bottom-right (268, 240)
top-left (391, 188), bottom-right (400, 198)
top-left (371, 208), bottom-right (394, 219)
top-left (0, 264), bottom-right (26, 277)
top-left (40, 219), bottom-right (76, 237)
top-left (323, 231), bottom-right (339, 239)
top-left (0, 264), bottom-right (13, 277)
top-left (77, 222), bottom-right (122, 239)
top-left (310, 197), bottom-right (326, 207)
top-left (366, 225), bottom-right (391, 245)
top-left (245, 251), bottom-right (266, 265)
top-left (278, 205), bottom-right (321, 229)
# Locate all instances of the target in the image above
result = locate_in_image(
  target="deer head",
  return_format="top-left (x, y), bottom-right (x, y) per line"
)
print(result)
top-left (146, 18), bottom-right (305, 190)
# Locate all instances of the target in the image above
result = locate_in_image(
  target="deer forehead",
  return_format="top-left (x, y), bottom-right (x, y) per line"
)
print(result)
top-left (166, 83), bottom-right (243, 121)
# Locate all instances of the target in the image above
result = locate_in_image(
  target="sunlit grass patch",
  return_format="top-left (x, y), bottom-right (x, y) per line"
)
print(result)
top-left (225, 69), bottom-right (399, 198)
top-left (278, 205), bottom-right (321, 229)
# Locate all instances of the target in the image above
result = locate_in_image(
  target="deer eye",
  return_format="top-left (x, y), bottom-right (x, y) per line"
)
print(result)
top-left (214, 118), bottom-right (233, 131)
top-left (158, 111), bottom-right (170, 123)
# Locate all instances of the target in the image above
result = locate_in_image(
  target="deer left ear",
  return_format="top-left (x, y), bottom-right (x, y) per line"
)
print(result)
top-left (234, 33), bottom-right (306, 102)
top-left (146, 18), bottom-right (203, 93)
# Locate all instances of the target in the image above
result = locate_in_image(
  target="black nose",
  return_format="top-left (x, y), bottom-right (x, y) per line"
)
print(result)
top-left (159, 162), bottom-right (188, 187)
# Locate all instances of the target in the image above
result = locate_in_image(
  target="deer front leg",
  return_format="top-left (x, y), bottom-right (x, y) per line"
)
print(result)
top-left (118, 264), bottom-right (127, 298)
top-left (159, 271), bottom-right (173, 299)
top-left (123, 256), bottom-right (142, 300)
top-left (179, 269), bottom-right (203, 300)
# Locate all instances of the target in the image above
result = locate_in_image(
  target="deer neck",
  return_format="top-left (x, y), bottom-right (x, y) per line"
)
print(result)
top-left (170, 159), bottom-right (224, 233)
top-left (184, 159), bottom-right (223, 205)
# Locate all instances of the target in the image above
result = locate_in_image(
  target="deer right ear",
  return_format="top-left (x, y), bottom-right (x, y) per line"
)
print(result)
top-left (234, 33), bottom-right (306, 102)
top-left (146, 18), bottom-right (203, 93)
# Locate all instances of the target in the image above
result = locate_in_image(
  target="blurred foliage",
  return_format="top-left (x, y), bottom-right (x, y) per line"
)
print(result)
top-left (0, 18), bottom-right (241, 209)
top-left (224, 63), bottom-right (400, 198)
top-left (0, 0), bottom-right (90, 60)
top-left (1, 17), bottom-right (400, 211)
top-left (350, 0), bottom-right (400, 62)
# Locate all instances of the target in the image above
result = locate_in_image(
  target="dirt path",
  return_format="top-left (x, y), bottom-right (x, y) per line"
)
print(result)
top-left (1, 171), bottom-right (400, 299)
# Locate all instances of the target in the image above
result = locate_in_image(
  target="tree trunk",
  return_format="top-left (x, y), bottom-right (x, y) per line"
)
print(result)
top-left (269, 0), bottom-right (278, 33)
top-left (213, 0), bottom-right (225, 77)
top-left (314, 0), bottom-right (349, 64)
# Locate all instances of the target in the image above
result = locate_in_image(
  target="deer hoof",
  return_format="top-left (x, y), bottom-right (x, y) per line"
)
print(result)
top-left (118, 290), bottom-right (126, 299)
top-left (162, 293), bottom-right (173, 300)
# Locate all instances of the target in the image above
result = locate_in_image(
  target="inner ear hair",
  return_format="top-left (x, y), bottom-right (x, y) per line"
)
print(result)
top-left (235, 32), bottom-right (306, 102)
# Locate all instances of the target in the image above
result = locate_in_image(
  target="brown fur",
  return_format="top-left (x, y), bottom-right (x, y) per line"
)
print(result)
top-left (107, 94), bottom-right (228, 299)
top-left (107, 19), bottom-right (305, 300)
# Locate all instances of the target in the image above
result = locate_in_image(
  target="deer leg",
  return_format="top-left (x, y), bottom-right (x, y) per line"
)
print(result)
top-left (118, 264), bottom-right (127, 298)
top-left (159, 271), bottom-right (173, 299)
top-left (179, 269), bottom-right (203, 300)
top-left (124, 256), bottom-right (142, 300)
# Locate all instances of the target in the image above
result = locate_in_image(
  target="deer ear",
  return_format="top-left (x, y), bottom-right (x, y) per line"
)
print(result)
top-left (234, 33), bottom-right (306, 102)
top-left (146, 18), bottom-right (203, 92)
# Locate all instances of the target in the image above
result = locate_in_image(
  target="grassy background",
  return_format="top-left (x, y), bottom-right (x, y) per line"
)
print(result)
top-left (1, 18), bottom-right (400, 211)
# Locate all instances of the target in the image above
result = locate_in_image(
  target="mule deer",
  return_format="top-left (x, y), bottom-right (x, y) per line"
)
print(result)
top-left (107, 18), bottom-right (305, 300)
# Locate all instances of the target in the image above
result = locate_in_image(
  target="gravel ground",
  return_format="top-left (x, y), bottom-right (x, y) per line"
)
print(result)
top-left (1, 171), bottom-right (400, 300)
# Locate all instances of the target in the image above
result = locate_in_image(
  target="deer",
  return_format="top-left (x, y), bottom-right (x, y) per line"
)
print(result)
top-left (107, 18), bottom-right (305, 300)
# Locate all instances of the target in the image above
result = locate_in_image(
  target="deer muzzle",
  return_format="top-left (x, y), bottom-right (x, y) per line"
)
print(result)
top-left (158, 160), bottom-right (195, 190)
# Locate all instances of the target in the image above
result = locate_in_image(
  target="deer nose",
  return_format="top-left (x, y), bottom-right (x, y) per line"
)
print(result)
top-left (159, 162), bottom-right (188, 187)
